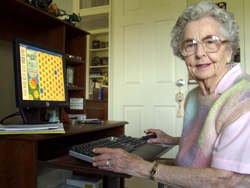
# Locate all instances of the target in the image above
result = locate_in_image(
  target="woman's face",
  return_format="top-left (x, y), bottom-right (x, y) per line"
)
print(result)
top-left (182, 16), bottom-right (232, 83)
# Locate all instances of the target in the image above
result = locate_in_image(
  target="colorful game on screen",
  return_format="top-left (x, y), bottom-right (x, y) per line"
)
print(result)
top-left (19, 43), bottom-right (66, 101)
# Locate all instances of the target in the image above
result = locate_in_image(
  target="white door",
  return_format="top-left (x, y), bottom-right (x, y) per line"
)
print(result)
top-left (110, 0), bottom-right (188, 158)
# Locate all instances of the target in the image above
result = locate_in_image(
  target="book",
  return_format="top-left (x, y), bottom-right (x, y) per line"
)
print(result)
top-left (66, 176), bottom-right (102, 188)
top-left (89, 73), bottom-right (101, 77)
top-left (0, 123), bottom-right (65, 135)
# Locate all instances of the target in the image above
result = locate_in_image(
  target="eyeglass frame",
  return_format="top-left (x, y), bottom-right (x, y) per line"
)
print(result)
top-left (179, 35), bottom-right (229, 57)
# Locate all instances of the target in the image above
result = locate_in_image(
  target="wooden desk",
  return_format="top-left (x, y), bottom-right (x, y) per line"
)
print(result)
top-left (0, 121), bottom-right (126, 188)
top-left (0, 121), bottom-right (172, 188)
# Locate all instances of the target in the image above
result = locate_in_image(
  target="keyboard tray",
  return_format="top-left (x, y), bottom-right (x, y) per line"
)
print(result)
top-left (69, 135), bottom-right (165, 163)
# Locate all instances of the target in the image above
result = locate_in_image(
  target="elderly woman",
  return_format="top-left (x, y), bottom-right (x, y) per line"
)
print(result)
top-left (92, 1), bottom-right (250, 187)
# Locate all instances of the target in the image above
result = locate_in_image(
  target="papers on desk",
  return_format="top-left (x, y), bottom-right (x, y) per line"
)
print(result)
top-left (0, 123), bottom-right (65, 135)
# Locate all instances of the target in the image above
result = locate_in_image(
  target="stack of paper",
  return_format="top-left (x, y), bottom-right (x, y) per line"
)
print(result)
top-left (0, 123), bottom-right (65, 135)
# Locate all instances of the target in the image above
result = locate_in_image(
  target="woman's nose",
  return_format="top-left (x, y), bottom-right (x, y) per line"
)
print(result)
top-left (195, 43), bottom-right (206, 58)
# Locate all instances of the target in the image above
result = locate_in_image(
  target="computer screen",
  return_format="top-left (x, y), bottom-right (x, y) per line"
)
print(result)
top-left (13, 38), bottom-right (69, 124)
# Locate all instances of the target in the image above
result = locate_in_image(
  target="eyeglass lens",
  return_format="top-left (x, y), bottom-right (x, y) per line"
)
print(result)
top-left (180, 35), bottom-right (223, 56)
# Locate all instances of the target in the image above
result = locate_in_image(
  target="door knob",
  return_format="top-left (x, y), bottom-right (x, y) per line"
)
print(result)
top-left (176, 79), bottom-right (185, 87)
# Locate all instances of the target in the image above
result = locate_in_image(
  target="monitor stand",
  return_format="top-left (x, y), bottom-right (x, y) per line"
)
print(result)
top-left (20, 107), bottom-right (51, 124)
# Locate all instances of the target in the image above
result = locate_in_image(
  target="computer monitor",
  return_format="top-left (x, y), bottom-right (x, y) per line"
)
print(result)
top-left (13, 38), bottom-right (69, 124)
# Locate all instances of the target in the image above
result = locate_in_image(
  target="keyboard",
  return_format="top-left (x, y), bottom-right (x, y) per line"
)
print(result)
top-left (69, 135), bottom-right (165, 163)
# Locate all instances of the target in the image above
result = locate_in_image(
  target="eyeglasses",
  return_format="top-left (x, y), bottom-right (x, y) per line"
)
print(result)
top-left (179, 35), bottom-right (228, 57)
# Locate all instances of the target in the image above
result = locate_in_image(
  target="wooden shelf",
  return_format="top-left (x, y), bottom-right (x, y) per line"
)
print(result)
top-left (90, 65), bottom-right (108, 69)
top-left (66, 57), bottom-right (85, 65)
top-left (0, 0), bottom-right (89, 42)
top-left (90, 48), bottom-right (109, 52)
top-left (90, 28), bottom-right (109, 35)
top-left (89, 76), bottom-right (104, 79)
top-left (67, 86), bottom-right (85, 91)
top-left (0, 0), bottom-right (89, 34)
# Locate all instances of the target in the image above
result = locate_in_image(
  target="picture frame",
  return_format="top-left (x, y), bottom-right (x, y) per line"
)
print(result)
top-left (93, 56), bottom-right (101, 66)
top-left (101, 42), bottom-right (106, 48)
top-left (233, 48), bottom-right (240, 62)
top-left (93, 40), bottom-right (100, 49)
top-left (67, 67), bottom-right (75, 85)
top-left (102, 57), bottom-right (108, 65)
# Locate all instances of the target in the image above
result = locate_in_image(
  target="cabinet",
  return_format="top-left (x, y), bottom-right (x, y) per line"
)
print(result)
top-left (86, 99), bottom-right (108, 120)
top-left (86, 87), bottom-right (108, 120)
top-left (0, 0), bottom-right (89, 116)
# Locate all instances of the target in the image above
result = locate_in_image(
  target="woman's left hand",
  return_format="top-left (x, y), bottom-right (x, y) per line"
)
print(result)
top-left (92, 148), bottom-right (152, 178)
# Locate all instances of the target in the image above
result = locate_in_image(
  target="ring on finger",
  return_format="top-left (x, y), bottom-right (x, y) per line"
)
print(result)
top-left (106, 160), bottom-right (112, 168)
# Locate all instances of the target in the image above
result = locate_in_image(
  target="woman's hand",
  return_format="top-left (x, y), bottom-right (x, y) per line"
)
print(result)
top-left (92, 148), bottom-right (153, 178)
top-left (144, 129), bottom-right (180, 145)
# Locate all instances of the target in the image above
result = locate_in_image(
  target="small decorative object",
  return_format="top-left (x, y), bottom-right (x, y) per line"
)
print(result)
top-left (101, 57), bottom-right (108, 65)
top-left (93, 40), bottom-right (100, 49)
top-left (101, 42), bottom-right (106, 48)
top-left (103, 73), bottom-right (108, 86)
top-left (65, 13), bottom-right (82, 25)
top-left (57, 13), bottom-right (82, 25)
top-left (93, 57), bottom-right (101, 66)
top-left (66, 54), bottom-right (82, 60)
top-left (66, 54), bottom-right (75, 58)
top-left (48, 3), bottom-right (59, 15)
top-left (51, 7), bottom-right (82, 25)
top-left (216, 2), bottom-right (226, 9)
top-left (188, 73), bottom-right (196, 84)
top-left (176, 79), bottom-right (185, 118)
top-left (48, 3), bottom-right (67, 16)
top-left (75, 56), bottom-right (82, 60)
top-left (106, 42), bottom-right (109, 48)
top-left (26, 0), bottom-right (52, 12)
top-left (67, 67), bottom-right (74, 85)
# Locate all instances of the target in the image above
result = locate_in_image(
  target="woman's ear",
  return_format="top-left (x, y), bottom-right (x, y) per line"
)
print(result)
top-left (226, 48), bottom-right (233, 63)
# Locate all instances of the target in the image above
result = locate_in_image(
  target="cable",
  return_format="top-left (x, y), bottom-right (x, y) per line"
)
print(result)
top-left (0, 111), bottom-right (21, 124)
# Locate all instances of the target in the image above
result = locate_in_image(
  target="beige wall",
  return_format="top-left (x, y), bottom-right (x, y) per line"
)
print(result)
top-left (0, 40), bottom-right (22, 122)
top-left (244, 0), bottom-right (250, 74)
top-left (53, 0), bottom-right (73, 14)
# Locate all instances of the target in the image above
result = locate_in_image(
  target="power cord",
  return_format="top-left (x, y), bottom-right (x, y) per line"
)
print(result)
top-left (0, 111), bottom-right (21, 124)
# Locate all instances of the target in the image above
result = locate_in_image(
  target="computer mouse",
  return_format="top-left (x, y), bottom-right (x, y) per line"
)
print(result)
top-left (140, 134), bottom-right (157, 141)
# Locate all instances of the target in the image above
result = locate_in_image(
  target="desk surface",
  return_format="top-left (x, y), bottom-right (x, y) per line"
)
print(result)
top-left (0, 121), bottom-right (128, 141)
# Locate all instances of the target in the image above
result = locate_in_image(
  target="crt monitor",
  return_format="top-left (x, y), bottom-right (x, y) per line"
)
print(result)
top-left (13, 38), bottom-right (69, 124)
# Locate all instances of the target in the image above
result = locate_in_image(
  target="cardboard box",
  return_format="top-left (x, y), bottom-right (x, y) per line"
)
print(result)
top-left (66, 176), bottom-right (102, 188)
